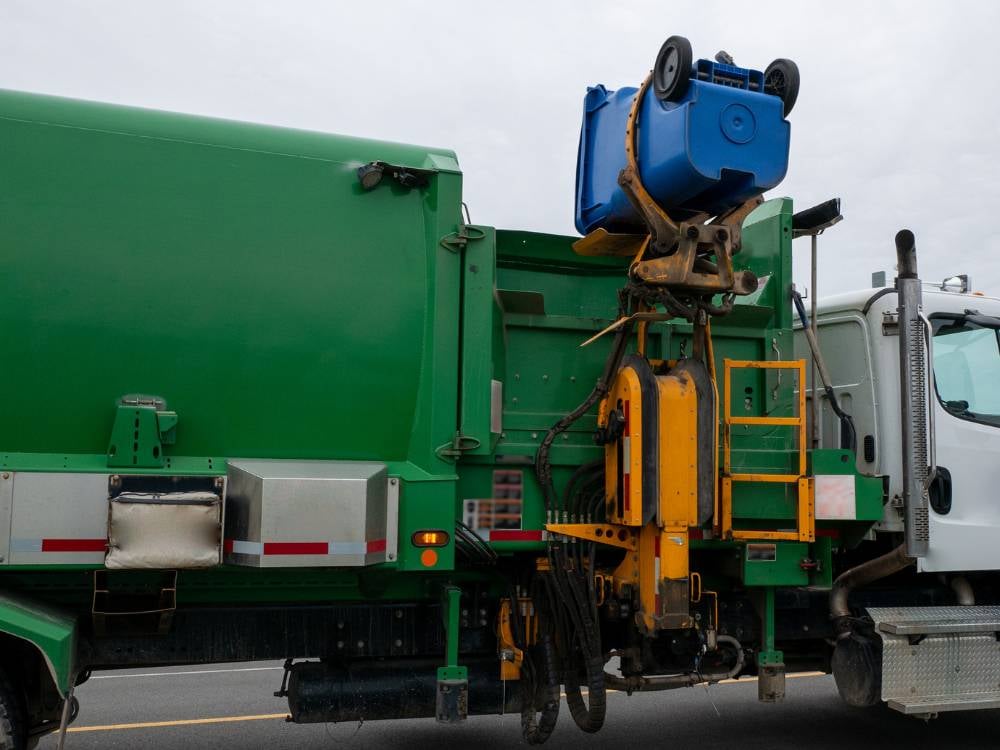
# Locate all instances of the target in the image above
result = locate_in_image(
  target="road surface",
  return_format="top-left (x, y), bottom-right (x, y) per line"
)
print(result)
top-left (37, 662), bottom-right (999, 749)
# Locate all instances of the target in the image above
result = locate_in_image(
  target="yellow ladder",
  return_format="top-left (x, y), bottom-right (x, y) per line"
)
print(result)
top-left (720, 359), bottom-right (814, 542)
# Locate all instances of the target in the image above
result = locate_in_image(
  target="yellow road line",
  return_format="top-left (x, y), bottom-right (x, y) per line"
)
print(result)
top-left (68, 713), bottom-right (288, 733)
top-left (67, 672), bottom-right (829, 733)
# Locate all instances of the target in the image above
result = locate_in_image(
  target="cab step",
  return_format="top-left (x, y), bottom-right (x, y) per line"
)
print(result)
top-left (867, 606), bottom-right (1000, 717)
top-left (874, 605), bottom-right (1000, 636)
top-left (888, 691), bottom-right (1000, 715)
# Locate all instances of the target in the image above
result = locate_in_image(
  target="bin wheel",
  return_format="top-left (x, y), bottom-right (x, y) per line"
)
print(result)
top-left (653, 35), bottom-right (693, 102)
top-left (764, 58), bottom-right (800, 116)
top-left (0, 669), bottom-right (26, 750)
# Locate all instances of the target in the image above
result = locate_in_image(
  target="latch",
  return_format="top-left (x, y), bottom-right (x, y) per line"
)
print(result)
top-left (440, 224), bottom-right (486, 254)
top-left (435, 431), bottom-right (482, 461)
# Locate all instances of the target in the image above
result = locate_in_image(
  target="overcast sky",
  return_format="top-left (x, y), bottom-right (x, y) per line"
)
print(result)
top-left (2, 1), bottom-right (998, 296)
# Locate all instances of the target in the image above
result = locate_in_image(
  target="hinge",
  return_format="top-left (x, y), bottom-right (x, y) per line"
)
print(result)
top-left (440, 224), bottom-right (486, 254)
top-left (435, 431), bottom-right (482, 461)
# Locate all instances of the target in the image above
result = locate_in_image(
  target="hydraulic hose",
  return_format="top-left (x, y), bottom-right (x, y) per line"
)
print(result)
top-left (791, 289), bottom-right (857, 453)
top-left (521, 633), bottom-right (560, 745)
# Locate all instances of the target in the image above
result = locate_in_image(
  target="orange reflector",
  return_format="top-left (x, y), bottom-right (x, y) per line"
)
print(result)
top-left (420, 549), bottom-right (439, 567)
top-left (412, 530), bottom-right (449, 548)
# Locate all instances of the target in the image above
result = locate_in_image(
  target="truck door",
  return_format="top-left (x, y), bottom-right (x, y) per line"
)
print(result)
top-left (922, 311), bottom-right (1000, 571)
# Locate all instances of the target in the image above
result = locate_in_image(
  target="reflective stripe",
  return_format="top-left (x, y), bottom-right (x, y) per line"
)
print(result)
top-left (11, 538), bottom-right (106, 553)
top-left (224, 539), bottom-right (387, 556)
top-left (489, 530), bottom-right (544, 542)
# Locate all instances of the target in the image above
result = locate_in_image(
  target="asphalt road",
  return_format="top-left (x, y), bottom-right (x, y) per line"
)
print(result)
top-left (36, 662), bottom-right (999, 749)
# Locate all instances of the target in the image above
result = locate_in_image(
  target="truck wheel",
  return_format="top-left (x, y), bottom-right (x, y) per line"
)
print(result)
top-left (0, 669), bottom-right (26, 750)
top-left (653, 35), bottom-right (693, 102)
top-left (764, 58), bottom-right (800, 116)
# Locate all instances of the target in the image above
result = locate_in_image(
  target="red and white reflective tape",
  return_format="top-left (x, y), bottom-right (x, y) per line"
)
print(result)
top-left (487, 529), bottom-right (545, 543)
top-left (622, 399), bottom-right (631, 513)
top-left (11, 538), bottom-right (107, 553)
top-left (223, 539), bottom-right (387, 556)
top-left (654, 535), bottom-right (662, 613)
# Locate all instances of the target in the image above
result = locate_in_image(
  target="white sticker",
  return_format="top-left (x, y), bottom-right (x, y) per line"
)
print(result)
top-left (815, 475), bottom-right (856, 520)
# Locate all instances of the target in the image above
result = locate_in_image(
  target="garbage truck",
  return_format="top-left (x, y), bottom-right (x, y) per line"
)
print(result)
top-left (0, 34), bottom-right (996, 749)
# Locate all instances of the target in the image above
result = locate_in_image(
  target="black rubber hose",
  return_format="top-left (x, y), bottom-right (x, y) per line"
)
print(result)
top-left (792, 290), bottom-right (858, 453)
top-left (563, 652), bottom-right (607, 733)
top-left (521, 633), bottom-right (561, 745)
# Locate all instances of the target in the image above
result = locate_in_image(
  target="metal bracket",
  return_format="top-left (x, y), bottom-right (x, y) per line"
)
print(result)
top-left (545, 522), bottom-right (638, 551)
top-left (356, 160), bottom-right (435, 191)
top-left (107, 395), bottom-right (177, 469)
top-left (440, 224), bottom-right (486, 253)
top-left (435, 432), bottom-right (482, 461)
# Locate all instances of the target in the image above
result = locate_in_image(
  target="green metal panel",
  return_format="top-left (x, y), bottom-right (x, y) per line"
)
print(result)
top-left (0, 592), bottom-right (76, 696)
top-left (0, 89), bottom-right (462, 476)
top-left (743, 541), bottom-right (809, 587)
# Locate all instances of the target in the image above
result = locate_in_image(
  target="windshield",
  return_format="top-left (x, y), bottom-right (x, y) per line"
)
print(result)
top-left (932, 315), bottom-right (1000, 427)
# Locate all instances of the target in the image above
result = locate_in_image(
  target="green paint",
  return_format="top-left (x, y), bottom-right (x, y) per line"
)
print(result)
top-left (0, 591), bottom-right (76, 696)
top-left (0, 88), bottom-right (461, 478)
top-left (743, 542), bottom-right (809, 587)
top-left (106, 399), bottom-right (177, 469)
top-left (758, 587), bottom-right (783, 666)
top-left (440, 585), bottom-right (463, 671)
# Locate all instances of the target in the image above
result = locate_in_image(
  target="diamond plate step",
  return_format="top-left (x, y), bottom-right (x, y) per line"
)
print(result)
top-left (868, 606), bottom-right (1000, 715)
top-left (870, 605), bottom-right (1000, 636)
top-left (888, 691), bottom-right (1000, 715)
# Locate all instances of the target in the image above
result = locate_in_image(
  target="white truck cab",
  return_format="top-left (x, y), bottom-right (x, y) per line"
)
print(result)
top-left (798, 279), bottom-right (1000, 572)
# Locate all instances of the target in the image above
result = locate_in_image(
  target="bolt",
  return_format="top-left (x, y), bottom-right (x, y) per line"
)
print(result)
top-left (390, 478), bottom-right (397, 486)
top-left (395, 609), bottom-right (403, 619)
top-left (357, 640), bottom-right (365, 649)
top-left (512, 397), bottom-right (518, 404)
top-left (394, 639), bottom-right (403, 648)
top-left (514, 373), bottom-right (521, 381)
top-left (337, 621), bottom-right (344, 629)
top-left (0, 473), bottom-right (7, 480)
top-left (531, 432), bottom-right (538, 440)
top-left (337, 641), bottom-right (344, 649)
top-left (388, 553), bottom-right (396, 561)
top-left (686, 226), bottom-right (700, 239)
top-left (955, 666), bottom-right (961, 673)
top-left (716, 228), bottom-right (728, 242)
top-left (543, 374), bottom-right (549, 381)
top-left (570, 376), bottom-right (577, 383)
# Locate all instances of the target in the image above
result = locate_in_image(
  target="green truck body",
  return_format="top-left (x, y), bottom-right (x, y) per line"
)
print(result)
top-left (0, 89), bottom-right (885, 742)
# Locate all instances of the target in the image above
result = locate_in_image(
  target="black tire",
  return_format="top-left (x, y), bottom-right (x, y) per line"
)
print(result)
top-left (764, 58), bottom-right (800, 116)
top-left (0, 669), bottom-right (26, 750)
top-left (653, 35), bottom-right (693, 102)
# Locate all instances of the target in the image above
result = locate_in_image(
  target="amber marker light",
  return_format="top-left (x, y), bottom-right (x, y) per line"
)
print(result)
top-left (412, 530), bottom-right (449, 548)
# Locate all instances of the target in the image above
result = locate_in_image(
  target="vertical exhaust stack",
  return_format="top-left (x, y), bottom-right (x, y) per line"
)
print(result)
top-left (895, 229), bottom-right (930, 558)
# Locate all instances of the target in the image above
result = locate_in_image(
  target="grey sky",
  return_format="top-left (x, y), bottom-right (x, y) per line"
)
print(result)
top-left (2, 0), bottom-right (997, 296)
